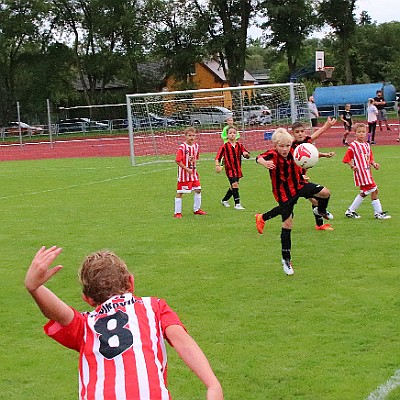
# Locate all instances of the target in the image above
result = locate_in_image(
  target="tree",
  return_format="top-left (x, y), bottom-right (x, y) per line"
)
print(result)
top-left (317, 0), bottom-right (357, 84)
top-left (207, 0), bottom-right (254, 86)
top-left (151, 0), bottom-right (207, 88)
top-left (259, 0), bottom-right (317, 80)
top-left (0, 0), bottom-right (50, 124)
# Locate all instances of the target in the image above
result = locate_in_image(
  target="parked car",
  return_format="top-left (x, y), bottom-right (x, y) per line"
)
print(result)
top-left (56, 118), bottom-right (108, 133)
top-left (5, 121), bottom-right (44, 135)
top-left (130, 115), bottom-right (163, 129)
top-left (188, 106), bottom-right (233, 125)
top-left (148, 113), bottom-right (187, 127)
top-left (240, 105), bottom-right (272, 125)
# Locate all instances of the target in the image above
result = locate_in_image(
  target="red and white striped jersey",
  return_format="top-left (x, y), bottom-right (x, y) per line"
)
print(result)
top-left (343, 141), bottom-right (375, 187)
top-left (44, 293), bottom-right (185, 400)
top-left (175, 142), bottom-right (200, 182)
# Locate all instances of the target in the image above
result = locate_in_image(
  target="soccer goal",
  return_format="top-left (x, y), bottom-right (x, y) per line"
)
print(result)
top-left (126, 83), bottom-right (309, 166)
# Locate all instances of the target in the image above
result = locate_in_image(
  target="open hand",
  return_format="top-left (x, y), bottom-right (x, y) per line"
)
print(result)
top-left (25, 246), bottom-right (63, 293)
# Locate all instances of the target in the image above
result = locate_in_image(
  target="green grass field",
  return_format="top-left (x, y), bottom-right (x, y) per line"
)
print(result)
top-left (1, 145), bottom-right (399, 399)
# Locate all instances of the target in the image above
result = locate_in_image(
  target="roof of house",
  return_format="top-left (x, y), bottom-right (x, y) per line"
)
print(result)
top-left (202, 58), bottom-right (256, 83)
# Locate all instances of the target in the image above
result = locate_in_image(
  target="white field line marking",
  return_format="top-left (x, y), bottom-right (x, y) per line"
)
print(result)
top-left (0, 166), bottom-right (176, 201)
top-left (366, 369), bottom-right (400, 400)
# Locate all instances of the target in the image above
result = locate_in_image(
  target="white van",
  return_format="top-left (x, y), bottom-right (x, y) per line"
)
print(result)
top-left (189, 106), bottom-right (233, 125)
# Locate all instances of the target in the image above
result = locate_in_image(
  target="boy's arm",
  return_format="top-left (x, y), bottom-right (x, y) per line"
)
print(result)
top-left (319, 151), bottom-right (335, 158)
top-left (310, 117), bottom-right (336, 141)
top-left (256, 155), bottom-right (275, 169)
top-left (25, 246), bottom-right (74, 326)
top-left (166, 325), bottom-right (223, 400)
top-left (220, 125), bottom-right (228, 142)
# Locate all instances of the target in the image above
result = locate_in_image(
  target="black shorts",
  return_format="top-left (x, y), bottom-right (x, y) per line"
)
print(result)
top-left (228, 176), bottom-right (240, 185)
top-left (344, 124), bottom-right (352, 132)
top-left (311, 118), bottom-right (318, 127)
top-left (279, 183), bottom-right (324, 221)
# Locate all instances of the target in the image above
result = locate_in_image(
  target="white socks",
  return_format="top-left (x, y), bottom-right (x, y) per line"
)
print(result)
top-left (371, 199), bottom-right (383, 214)
top-left (348, 194), bottom-right (364, 212)
top-left (175, 193), bottom-right (202, 213)
top-left (193, 192), bottom-right (202, 211)
top-left (174, 197), bottom-right (182, 214)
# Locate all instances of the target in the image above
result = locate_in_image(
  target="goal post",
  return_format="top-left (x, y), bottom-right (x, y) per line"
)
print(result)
top-left (126, 83), bottom-right (309, 166)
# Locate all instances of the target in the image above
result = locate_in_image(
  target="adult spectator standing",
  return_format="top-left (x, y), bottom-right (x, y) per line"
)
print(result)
top-left (373, 90), bottom-right (391, 131)
top-left (308, 95), bottom-right (319, 131)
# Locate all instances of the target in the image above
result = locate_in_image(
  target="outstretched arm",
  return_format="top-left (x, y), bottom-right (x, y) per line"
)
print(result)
top-left (25, 246), bottom-right (74, 326)
top-left (311, 117), bottom-right (336, 141)
top-left (166, 325), bottom-right (223, 400)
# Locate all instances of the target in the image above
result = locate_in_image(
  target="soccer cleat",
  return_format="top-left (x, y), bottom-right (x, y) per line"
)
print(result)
top-left (374, 212), bottom-right (391, 220)
top-left (193, 209), bottom-right (207, 215)
top-left (255, 214), bottom-right (265, 234)
top-left (313, 207), bottom-right (334, 220)
top-left (221, 200), bottom-right (230, 208)
top-left (174, 213), bottom-right (182, 218)
top-left (315, 223), bottom-right (334, 231)
top-left (281, 259), bottom-right (294, 276)
top-left (234, 204), bottom-right (245, 210)
top-left (345, 209), bottom-right (361, 219)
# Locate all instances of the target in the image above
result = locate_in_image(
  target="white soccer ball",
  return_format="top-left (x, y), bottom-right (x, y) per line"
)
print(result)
top-left (293, 143), bottom-right (319, 169)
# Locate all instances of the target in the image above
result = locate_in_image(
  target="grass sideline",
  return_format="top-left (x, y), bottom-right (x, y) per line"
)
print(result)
top-left (1, 145), bottom-right (398, 399)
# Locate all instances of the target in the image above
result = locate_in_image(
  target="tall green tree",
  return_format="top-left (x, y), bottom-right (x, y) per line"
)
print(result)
top-left (0, 0), bottom-right (50, 123)
top-left (317, 0), bottom-right (357, 84)
top-left (207, 0), bottom-right (254, 86)
top-left (259, 0), bottom-right (317, 80)
top-left (151, 0), bottom-right (207, 89)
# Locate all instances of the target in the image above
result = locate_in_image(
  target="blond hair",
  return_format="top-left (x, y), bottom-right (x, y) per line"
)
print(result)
top-left (79, 251), bottom-right (132, 305)
top-left (272, 128), bottom-right (293, 145)
top-left (184, 126), bottom-right (197, 135)
top-left (354, 122), bottom-right (366, 132)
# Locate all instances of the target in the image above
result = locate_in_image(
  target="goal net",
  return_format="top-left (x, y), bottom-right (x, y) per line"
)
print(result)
top-left (126, 83), bottom-right (309, 165)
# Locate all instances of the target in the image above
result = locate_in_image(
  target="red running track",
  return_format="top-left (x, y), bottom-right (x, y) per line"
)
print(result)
top-left (0, 122), bottom-right (398, 162)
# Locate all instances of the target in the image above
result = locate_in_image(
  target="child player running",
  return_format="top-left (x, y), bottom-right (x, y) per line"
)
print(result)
top-left (255, 128), bottom-right (332, 275)
top-left (215, 126), bottom-right (250, 210)
top-left (174, 127), bottom-right (207, 218)
top-left (25, 246), bottom-right (224, 400)
top-left (290, 117), bottom-right (336, 231)
top-left (343, 123), bottom-right (391, 220)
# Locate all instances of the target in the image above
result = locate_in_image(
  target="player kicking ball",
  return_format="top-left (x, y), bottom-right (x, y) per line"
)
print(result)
top-left (255, 128), bottom-right (332, 276)
top-left (290, 118), bottom-right (336, 231)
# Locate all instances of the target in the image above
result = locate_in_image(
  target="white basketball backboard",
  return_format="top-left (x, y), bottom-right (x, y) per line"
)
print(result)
top-left (315, 51), bottom-right (325, 71)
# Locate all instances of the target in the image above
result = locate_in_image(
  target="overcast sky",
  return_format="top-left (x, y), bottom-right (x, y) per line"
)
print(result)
top-left (356, 0), bottom-right (400, 23)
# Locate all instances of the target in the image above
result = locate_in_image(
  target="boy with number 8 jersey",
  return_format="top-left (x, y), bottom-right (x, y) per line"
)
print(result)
top-left (25, 246), bottom-right (223, 400)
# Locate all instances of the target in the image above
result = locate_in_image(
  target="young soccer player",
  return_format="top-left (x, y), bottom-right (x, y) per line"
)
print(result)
top-left (220, 116), bottom-right (240, 143)
top-left (255, 128), bottom-right (332, 275)
top-left (174, 127), bottom-right (207, 218)
top-left (215, 126), bottom-right (250, 210)
top-left (340, 104), bottom-right (353, 146)
top-left (343, 123), bottom-right (391, 220)
top-left (290, 118), bottom-right (336, 231)
top-left (25, 246), bottom-right (224, 400)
